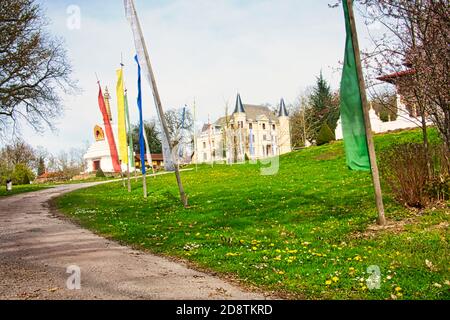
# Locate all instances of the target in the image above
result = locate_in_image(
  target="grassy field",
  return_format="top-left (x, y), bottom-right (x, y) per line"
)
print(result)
top-left (56, 129), bottom-right (449, 300)
top-left (0, 184), bottom-right (51, 197)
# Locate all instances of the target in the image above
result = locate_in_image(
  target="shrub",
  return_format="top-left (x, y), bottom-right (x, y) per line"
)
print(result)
top-left (96, 168), bottom-right (106, 178)
top-left (380, 143), bottom-right (449, 208)
top-left (0, 164), bottom-right (13, 185)
top-left (12, 163), bottom-right (35, 185)
top-left (316, 123), bottom-right (335, 146)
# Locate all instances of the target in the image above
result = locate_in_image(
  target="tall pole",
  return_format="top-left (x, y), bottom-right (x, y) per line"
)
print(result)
top-left (193, 98), bottom-right (198, 172)
top-left (127, 0), bottom-right (188, 207)
top-left (122, 68), bottom-right (131, 194)
top-left (346, 0), bottom-right (386, 226)
top-left (143, 172), bottom-right (147, 199)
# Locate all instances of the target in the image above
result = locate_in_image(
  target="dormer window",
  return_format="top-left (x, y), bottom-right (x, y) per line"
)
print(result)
top-left (263, 124), bottom-right (266, 130)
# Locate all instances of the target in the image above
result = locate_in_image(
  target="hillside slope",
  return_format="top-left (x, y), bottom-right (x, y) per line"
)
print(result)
top-left (57, 129), bottom-right (449, 299)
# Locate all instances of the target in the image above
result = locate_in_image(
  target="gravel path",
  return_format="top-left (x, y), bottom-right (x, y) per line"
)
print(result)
top-left (0, 183), bottom-right (267, 300)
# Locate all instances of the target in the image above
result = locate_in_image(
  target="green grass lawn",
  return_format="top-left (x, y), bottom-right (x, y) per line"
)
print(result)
top-left (56, 128), bottom-right (449, 300)
top-left (0, 184), bottom-right (51, 197)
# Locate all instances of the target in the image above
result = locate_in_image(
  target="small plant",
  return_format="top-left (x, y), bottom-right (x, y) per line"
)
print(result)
top-left (380, 143), bottom-right (449, 208)
top-left (96, 168), bottom-right (106, 178)
top-left (12, 164), bottom-right (35, 185)
top-left (316, 123), bottom-right (335, 146)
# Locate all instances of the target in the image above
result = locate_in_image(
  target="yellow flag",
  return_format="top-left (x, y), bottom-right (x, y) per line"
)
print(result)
top-left (116, 68), bottom-right (128, 165)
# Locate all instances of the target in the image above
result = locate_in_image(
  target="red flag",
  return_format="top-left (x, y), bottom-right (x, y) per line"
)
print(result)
top-left (98, 83), bottom-right (121, 173)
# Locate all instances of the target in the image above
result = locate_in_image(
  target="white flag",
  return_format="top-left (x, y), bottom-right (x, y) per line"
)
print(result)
top-left (124, 0), bottom-right (175, 171)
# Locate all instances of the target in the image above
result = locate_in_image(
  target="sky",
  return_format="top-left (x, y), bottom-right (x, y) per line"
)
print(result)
top-left (17, 0), bottom-right (375, 153)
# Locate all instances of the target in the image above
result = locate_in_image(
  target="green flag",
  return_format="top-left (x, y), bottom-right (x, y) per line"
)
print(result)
top-left (340, 0), bottom-right (370, 171)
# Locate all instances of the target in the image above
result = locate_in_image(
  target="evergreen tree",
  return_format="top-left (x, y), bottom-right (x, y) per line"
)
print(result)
top-left (310, 71), bottom-right (332, 111)
top-left (37, 156), bottom-right (45, 176)
top-left (316, 123), bottom-right (335, 146)
top-left (131, 120), bottom-right (162, 155)
top-left (306, 72), bottom-right (340, 142)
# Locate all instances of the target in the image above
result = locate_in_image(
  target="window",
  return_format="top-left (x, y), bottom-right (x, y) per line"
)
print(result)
top-left (263, 135), bottom-right (267, 141)
top-left (273, 124), bottom-right (276, 130)
top-left (262, 124), bottom-right (266, 130)
top-left (203, 153), bottom-right (207, 160)
top-left (249, 123), bottom-right (253, 130)
top-left (203, 142), bottom-right (206, 149)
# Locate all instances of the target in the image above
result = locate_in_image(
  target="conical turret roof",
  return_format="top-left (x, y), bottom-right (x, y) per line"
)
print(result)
top-left (278, 98), bottom-right (289, 117)
top-left (234, 93), bottom-right (246, 114)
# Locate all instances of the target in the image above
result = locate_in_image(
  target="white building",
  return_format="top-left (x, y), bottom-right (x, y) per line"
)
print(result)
top-left (196, 94), bottom-right (292, 164)
top-left (84, 87), bottom-right (128, 173)
top-left (335, 94), bottom-right (430, 140)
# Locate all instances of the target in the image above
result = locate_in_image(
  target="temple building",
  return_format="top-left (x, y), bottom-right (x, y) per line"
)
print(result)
top-left (335, 67), bottom-right (431, 140)
top-left (84, 87), bottom-right (127, 173)
top-left (196, 94), bottom-right (292, 164)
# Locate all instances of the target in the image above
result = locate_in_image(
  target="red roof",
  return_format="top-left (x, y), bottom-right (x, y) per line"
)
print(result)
top-left (135, 154), bottom-right (164, 162)
top-left (377, 69), bottom-right (416, 84)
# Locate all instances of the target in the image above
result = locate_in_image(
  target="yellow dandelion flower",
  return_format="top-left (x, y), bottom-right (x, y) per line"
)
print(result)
top-left (395, 287), bottom-right (402, 292)
top-left (226, 252), bottom-right (239, 257)
top-left (325, 280), bottom-right (332, 285)
top-left (332, 276), bottom-right (339, 283)
top-left (252, 246), bottom-right (258, 251)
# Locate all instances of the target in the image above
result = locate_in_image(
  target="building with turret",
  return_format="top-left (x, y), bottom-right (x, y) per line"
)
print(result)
top-left (196, 94), bottom-right (292, 164)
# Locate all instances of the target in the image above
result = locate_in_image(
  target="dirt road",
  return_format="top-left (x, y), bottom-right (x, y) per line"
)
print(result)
top-left (0, 183), bottom-right (267, 300)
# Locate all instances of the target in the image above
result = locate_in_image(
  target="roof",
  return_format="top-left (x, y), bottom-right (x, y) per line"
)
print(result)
top-left (377, 69), bottom-right (416, 84)
top-left (278, 98), bottom-right (289, 117)
top-left (244, 105), bottom-right (278, 122)
top-left (233, 94), bottom-right (246, 113)
top-left (205, 105), bottom-right (278, 131)
top-left (135, 154), bottom-right (164, 161)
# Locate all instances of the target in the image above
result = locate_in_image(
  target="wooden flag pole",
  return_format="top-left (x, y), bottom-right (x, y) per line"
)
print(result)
top-left (143, 172), bottom-right (147, 198)
top-left (193, 98), bottom-right (198, 172)
top-left (346, 0), bottom-right (386, 226)
top-left (123, 65), bottom-right (132, 194)
top-left (139, 38), bottom-right (188, 207)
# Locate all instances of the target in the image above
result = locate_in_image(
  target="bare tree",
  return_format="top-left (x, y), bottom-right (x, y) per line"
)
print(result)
top-left (0, 0), bottom-right (76, 137)
top-left (358, 0), bottom-right (450, 156)
top-left (164, 107), bottom-right (194, 148)
top-left (0, 138), bottom-right (36, 169)
top-left (290, 89), bottom-right (315, 147)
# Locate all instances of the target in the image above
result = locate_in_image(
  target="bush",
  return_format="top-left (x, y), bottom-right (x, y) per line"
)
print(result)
top-left (12, 163), bottom-right (35, 185)
top-left (316, 123), bottom-right (335, 146)
top-left (380, 143), bottom-right (449, 208)
top-left (0, 164), bottom-right (13, 185)
top-left (96, 168), bottom-right (106, 178)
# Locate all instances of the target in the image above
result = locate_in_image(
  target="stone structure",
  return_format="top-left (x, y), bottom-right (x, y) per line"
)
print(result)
top-left (196, 94), bottom-right (292, 163)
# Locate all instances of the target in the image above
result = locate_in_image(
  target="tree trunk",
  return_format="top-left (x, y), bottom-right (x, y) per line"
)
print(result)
top-left (420, 110), bottom-right (432, 179)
